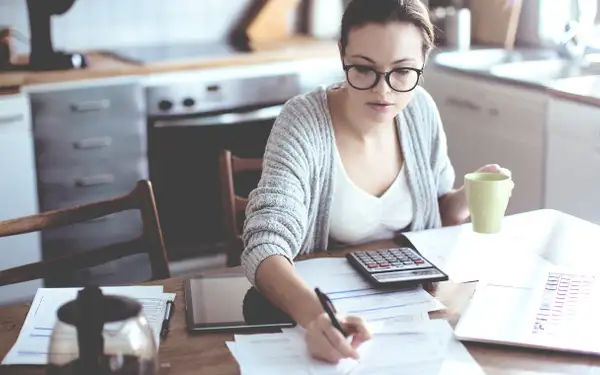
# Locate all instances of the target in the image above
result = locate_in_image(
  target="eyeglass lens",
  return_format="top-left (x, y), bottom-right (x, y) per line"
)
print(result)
top-left (347, 66), bottom-right (419, 92)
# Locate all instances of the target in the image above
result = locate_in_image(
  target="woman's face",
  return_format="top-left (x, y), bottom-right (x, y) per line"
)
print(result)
top-left (341, 21), bottom-right (425, 125)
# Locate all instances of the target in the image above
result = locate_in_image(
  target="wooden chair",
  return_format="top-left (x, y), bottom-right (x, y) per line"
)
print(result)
top-left (0, 180), bottom-right (170, 287)
top-left (219, 149), bottom-right (263, 267)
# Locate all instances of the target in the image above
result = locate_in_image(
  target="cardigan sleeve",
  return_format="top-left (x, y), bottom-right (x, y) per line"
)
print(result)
top-left (418, 87), bottom-right (456, 197)
top-left (240, 96), bottom-right (314, 287)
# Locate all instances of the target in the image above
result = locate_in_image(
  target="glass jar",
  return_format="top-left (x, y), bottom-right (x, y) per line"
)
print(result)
top-left (47, 286), bottom-right (158, 375)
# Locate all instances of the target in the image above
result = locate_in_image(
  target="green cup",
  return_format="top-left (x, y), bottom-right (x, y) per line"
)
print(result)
top-left (464, 172), bottom-right (513, 234)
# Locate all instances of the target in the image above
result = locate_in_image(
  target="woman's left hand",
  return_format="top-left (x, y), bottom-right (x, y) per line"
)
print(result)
top-left (475, 163), bottom-right (511, 178)
top-left (474, 164), bottom-right (514, 195)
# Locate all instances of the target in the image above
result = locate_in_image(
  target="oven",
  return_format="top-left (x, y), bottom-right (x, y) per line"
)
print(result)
top-left (146, 69), bottom-right (302, 259)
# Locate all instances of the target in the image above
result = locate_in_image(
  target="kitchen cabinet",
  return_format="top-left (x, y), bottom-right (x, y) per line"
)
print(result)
top-left (422, 67), bottom-right (546, 215)
top-left (545, 98), bottom-right (600, 224)
top-left (0, 93), bottom-right (42, 305)
top-left (28, 80), bottom-right (151, 286)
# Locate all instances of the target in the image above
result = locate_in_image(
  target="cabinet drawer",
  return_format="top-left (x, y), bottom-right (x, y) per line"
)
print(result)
top-left (35, 120), bottom-right (147, 168)
top-left (38, 158), bottom-right (148, 211)
top-left (41, 209), bottom-right (150, 287)
top-left (32, 111), bottom-right (144, 143)
top-left (30, 83), bottom-right (143, 117)
top-left (42, 210), bottom-right (142, 252)
top-left (30, 84), bottom-right (144, 133)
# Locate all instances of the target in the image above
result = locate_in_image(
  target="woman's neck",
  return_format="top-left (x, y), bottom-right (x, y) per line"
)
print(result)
top-left (331, 86), bottom-right (395, 143)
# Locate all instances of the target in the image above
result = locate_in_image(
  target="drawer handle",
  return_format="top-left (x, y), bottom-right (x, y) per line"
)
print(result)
top-left (75, 174), bottom-right (115, 187)
top-left (70, 99), bottom-right (110, 113)
top-left (74, 137), bottom-right (113, 149)
top-left (445, 96), bottom-right (481, 112)
top-left (85, 213), bottom-right (116, 223)
top-left (0, 114), bottom-right (24, 125)
top-left (86, 216), bottom-right (109, 223)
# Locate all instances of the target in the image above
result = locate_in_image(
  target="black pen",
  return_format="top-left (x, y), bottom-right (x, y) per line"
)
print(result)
top-left (315, 287), bottom-right (348, 337)
top-left (160, 300), bottom-right (175, 337)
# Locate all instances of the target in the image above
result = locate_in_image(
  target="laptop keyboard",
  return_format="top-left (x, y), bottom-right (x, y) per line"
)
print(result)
top-left (532, 272), bottom-right (596, 336)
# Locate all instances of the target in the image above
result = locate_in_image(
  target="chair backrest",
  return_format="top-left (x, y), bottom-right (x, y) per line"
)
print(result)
top-left (0, 180), bottom-right (170, 287)
top-left (219, 149), bottom-right (263, 266)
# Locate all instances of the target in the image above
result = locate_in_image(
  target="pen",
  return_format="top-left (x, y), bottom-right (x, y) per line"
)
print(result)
top-left (160, 300), bottom-right (175, 337)
top-left (315, 287), bottom-right (348, 337)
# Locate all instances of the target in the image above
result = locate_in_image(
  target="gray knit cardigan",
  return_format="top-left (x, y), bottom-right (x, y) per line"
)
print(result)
top-left (241, 84), bottom-right (455, 285)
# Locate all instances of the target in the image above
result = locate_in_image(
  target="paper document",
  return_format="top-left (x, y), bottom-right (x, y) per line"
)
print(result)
top-left (295, 257), bottom-right (445, 321)
top-left (295, 258), bottom-right (373, 294)
top-left (365, 311), bottom-right (431, 332)
top-left (2, 286), bottom-right (175, 365)
top-left (329, 287), bottom-right (444, 319)
top-left (232, 331), bottom-right (359, 375)
top-left (226, 318), bottom-right (485, 375)
top-left (402, 213), bottom-right (561, 283)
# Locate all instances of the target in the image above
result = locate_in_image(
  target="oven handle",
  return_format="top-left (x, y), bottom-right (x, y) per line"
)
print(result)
top-left (153, 104), bottom-right (285, 128)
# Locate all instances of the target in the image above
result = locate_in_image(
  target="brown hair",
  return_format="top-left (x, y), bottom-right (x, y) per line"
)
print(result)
top-left (339, 0), bottom-right (435, 58)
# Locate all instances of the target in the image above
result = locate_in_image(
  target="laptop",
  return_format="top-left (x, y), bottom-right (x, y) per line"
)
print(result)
top-left (454, 271), bottom-right (600, 356)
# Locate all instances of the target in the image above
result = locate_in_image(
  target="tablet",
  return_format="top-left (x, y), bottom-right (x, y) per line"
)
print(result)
top-left (184, 273), bottom-right (296, 333)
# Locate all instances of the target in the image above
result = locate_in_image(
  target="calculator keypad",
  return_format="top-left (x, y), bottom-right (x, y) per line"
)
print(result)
top-left (351, 248), bottom-right (431, 273)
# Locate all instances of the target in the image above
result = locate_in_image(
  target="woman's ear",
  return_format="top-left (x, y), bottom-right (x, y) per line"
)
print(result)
top-left (337, 41), bottom-right (344, 64)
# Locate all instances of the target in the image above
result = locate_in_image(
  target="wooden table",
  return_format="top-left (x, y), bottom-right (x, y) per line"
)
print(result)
top-left (1, 238), bottom-right (599, 375)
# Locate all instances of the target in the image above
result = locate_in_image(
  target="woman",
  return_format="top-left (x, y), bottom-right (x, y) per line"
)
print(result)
top-left (241, 0), bottom-right (511, 364)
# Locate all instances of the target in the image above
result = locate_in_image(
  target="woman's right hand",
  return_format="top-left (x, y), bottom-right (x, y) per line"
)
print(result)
top-left (305, 313), bottom-right (372, 363)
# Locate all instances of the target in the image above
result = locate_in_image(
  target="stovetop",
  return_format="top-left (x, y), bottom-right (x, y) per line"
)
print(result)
top-left (105, 40), bottom-right (251, 65)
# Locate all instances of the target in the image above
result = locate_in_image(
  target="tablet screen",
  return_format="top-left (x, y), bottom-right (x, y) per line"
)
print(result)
top-left (184, 274), bottom-right (295, 332)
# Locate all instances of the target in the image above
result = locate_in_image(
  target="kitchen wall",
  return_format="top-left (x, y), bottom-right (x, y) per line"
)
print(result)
top-left (2, 0), bottom-right (598, 57)
top-left (0, 0), bottom-right (253, 54)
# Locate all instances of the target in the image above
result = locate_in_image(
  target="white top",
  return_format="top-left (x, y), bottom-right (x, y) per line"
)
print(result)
top-left (328, 146), bottom-right (414, 245)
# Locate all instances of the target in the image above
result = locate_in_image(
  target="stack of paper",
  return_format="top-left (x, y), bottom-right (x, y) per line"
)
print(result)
top-left (2, 286), bottom-right (176, 365)
top-left (226, 317), bottom-right (485, 375)
top-left (401, 210), bottom-right (561, 284)
top-left (295, 258), bottom-right (445, 321)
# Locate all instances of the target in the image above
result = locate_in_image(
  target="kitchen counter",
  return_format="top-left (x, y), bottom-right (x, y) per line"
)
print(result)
top-left (430, 46), bottom-right (600, 107)
top-left (3, 37), bottom-right (600, 108)
top-left (0, 37), bottom-right (339, 90)
top-left (548, 76), bottom-right (600, 107)
top-left (0, 52), bottom-right (145, 89)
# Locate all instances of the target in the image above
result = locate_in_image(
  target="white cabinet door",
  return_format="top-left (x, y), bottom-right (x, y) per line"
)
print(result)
top-left (422, 67), bottom-right (489, 188)
top-left (474, 81), bottom-right (547, 214)
top-left (545, 98), bottom-right (600, 224)
top-left (422, 67), bottom-right (546, 215)
top-left (0, 94), bottom-right (42, 305)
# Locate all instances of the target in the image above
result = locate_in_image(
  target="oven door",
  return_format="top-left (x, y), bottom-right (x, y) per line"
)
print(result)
top-left (148, 104), bottom-right (283, 259)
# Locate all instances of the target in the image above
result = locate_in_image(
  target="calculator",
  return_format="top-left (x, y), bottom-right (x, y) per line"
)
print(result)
top-left (346, 247), bottom-right (448, 287)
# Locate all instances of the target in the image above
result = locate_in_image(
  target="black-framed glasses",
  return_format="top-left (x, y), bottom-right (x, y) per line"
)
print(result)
top-left (343, 64), bottom-right (423, 92)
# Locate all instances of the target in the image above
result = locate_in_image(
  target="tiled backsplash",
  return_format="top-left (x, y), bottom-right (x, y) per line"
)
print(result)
top-left (0, 0), bottom-right (252, 54)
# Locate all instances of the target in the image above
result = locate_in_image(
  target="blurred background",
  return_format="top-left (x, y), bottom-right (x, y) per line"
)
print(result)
top-left (1, 0), bottom-right (600, 306)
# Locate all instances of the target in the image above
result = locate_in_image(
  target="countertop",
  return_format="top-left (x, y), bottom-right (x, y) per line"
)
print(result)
top-left (429, 46), bottom-right (600, 107)
top-left (1, 37), bottom-right (600, 108)
top-left (0, 37), bottom-right (339, 89)
top-left (547, 76), bottom-right (600, 107)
